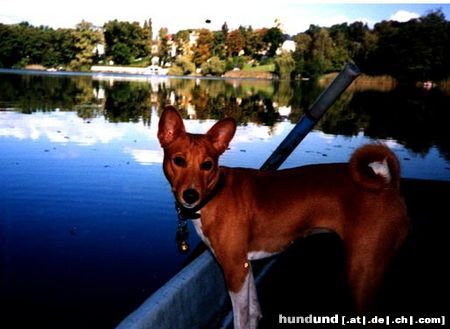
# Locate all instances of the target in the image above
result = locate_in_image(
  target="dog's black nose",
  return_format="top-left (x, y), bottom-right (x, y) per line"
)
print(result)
top-left (183, 189), bottom-right (200, 204)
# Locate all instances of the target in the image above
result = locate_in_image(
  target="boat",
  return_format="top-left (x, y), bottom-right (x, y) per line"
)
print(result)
top-left (117, 178), bottom-right (450, 328)
top-left (117, 64), bottom-right (448, 328)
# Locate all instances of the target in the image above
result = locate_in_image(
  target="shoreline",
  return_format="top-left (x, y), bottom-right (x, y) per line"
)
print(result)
top-left (0, 67), bottom-right (276, 82)
top-left (2, 68), bottom-right (446, 93)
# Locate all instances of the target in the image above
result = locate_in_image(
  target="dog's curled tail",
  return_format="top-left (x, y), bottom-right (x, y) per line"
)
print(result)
top-left (349, 144), bottom-right (401, 190)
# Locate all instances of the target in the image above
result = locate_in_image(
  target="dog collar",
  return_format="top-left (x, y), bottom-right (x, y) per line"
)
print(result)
top-left (174, 171), bottom-right (225, 253)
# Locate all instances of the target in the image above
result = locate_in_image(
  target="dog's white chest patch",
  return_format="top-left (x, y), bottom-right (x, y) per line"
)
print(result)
top-left (247, 250), bottom-right (277, 260)
top-left (191, 217), bottom-right (215, 254)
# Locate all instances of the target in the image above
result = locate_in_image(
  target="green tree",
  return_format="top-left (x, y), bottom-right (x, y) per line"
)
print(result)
top-left (201, 56), bottom-right (226, 76)
top-left (251, 28), bottom-right (268, 59)
top-left (0, 23), bottom-right (23, 67)
top-left (169, 56), bottom-right (195, 75)
top-left (0, 22), bottom-right (76, 69)
top-left (192, 28), bottom-right (214, 66)
top-left (241, 26), bottom-right (260, 58)
top-left (221, 22), bottom-right (229, 41)
top-left (143, 18), bottom-right (153, 54)
top-left (275, 52), bottom-right (296, 80)
top-left (344, 22), bottom-right (376, 66)
top-left (212, 31), bottom-right (227, 59)
top-left (366, 10), bottom-right (449, 80)
top-left (70, 20), bottom-right (102, 70)
top-left (174, 30), bottom-right (191, 57)
top-left (21, 25), bottom-right (52, 66)
top-left (225, 56), bottom-right (246, 71)
top-left (263, 27), bottom-right (284, 57)
top-left (104, 20), bottom-right (147, 65)
top-left (293, 32), bottom-right (312, 76)
top-left (306, 27), bottom-right (336, 75)
top-left (51, 28), bottom-right (76, 67)
top-left (1, 10), bottom-right (449, 81)
top-left (158, 27), bottom-right (171, 65)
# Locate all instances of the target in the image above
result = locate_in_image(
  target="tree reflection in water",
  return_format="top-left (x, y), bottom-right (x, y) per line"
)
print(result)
top-left (0, 72), bottom-right (449, 160)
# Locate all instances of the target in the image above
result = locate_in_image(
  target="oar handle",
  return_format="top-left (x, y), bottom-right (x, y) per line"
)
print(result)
top-left (260, 63), bottom-right (360, 171)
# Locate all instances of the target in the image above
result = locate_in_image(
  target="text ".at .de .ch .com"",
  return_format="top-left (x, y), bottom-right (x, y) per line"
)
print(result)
top-left (278, 314), bottom-right (446, 326)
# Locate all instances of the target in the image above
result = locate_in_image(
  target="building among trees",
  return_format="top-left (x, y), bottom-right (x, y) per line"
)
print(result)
top-left (0, 10), bottom-right (448, 81)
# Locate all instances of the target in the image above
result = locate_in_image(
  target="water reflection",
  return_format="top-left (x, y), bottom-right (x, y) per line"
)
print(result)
top-left (0, 72), bottom-right (449, 329)
top-left (0, 110), bottom-right (142, 145)
top-left (1, 105), bottom-right (448, 180)
top-left (0, 72), bottom-right (449, 161)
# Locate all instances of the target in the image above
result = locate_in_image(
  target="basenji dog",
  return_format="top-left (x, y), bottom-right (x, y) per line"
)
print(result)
top-left (157, 105), bottom-right (409, 329)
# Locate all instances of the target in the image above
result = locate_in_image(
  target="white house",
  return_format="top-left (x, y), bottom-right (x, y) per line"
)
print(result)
top-left (277, 40), bottom-right (296, 55)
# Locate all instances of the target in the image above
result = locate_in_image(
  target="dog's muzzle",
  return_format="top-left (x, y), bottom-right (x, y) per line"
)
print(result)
top-left (182, 188), bottom-right (200, 206)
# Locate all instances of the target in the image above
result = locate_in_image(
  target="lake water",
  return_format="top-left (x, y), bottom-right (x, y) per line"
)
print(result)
top-left (0, 70), bottom-right (449, 328)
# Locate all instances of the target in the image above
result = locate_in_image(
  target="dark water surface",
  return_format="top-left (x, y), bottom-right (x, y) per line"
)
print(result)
top-left (0, 71), bottom-right (449, 328)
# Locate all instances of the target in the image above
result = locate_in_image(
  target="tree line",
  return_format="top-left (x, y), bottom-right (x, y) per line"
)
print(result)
top-left (0, 10), bottom-right (448, 80)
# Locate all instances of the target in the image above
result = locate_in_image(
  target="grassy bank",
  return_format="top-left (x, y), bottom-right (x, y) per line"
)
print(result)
top-left (242, 63), bottom-right (276, 72)
top-left (223, 70), bottom-right (274, 79)
top-left (320, 73), bottom-right (397, 92)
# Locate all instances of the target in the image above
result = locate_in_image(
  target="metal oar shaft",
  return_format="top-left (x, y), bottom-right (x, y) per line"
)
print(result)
top-left (260, 63), bottom-right (360, 171)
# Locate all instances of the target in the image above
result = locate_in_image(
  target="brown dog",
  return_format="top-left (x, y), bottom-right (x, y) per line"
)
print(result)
top-left (158, 105), bottom-right (409, 329)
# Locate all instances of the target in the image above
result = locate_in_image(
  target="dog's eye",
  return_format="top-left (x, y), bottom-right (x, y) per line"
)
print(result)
top-left (200, 160), bottom-right (213, 171)
top-left (173, 156), bottom-right (186, 167)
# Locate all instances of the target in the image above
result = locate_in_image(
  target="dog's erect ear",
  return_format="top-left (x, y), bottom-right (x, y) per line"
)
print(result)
top-left (206, 118), bottom-right (236, 154)
top-left (158, 106), bottom-right (186, 148)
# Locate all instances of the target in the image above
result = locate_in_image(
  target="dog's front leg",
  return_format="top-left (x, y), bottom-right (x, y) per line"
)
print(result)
top-left (227, 263), bottom-right (261, 329)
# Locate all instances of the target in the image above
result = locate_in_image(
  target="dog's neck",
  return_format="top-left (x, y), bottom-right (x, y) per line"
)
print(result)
top-left (175, 170), bottom-right (226, 220)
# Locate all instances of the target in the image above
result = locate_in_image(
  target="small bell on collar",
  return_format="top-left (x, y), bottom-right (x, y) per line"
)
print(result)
top-left (175, 219), bottom-right (190, 253)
